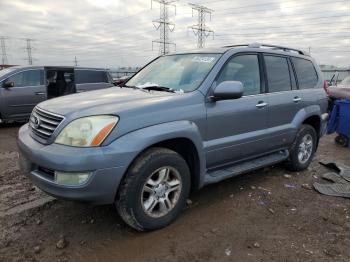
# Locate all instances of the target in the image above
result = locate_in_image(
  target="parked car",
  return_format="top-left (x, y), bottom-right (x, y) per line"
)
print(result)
top-left (112, 75), bottom-right (131, 86)
top-left (18, 43), bottom-right (329, 231)
top-left (0, 66), bottom-right (114, 123)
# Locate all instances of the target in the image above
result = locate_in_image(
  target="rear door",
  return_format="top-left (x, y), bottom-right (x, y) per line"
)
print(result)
top-left (1, 69), bottom-right (46, 120)
top-left (205, 53), bottom-right (270, 168)
top-left (75, 69), bottom-right (113, 92)
top-left (291, 57), bottom-right (325, 109)
top-left (263, 54), bottom-right (303, 151)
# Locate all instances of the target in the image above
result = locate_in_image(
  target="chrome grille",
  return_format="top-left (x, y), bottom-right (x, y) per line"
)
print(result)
top-left (29, 107), bottom-right (64, 141)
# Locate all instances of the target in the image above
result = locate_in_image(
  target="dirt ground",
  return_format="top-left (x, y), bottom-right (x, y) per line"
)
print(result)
top-left (1, 123), bottom-right (350, 262)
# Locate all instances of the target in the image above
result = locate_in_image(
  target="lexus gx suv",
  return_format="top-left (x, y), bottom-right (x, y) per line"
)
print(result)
top-left (18, 43), bottom-right (329, 231)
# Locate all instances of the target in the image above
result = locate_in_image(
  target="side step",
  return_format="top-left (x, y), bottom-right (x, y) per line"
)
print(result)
top-left (204, 150), bottom-right (289, 185)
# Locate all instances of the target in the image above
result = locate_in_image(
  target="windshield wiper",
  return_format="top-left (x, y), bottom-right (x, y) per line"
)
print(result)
top-left (141, 85), bottom-right (175, 93)
top-left (122, 85), bottom-right (149, 92)
top-left (124, 85), bottom-right (175, 93)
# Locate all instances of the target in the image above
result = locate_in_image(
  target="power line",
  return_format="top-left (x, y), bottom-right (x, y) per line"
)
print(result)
top-left (0, 36), bottom-right (8, 65)
top-left (189, 3), bottom-right (214, 48)
top-left (151, 0), bottom-right (177, 55)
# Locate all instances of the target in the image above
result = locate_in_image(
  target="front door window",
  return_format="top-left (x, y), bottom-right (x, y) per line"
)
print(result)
top-left (6, 70), bottom-right (41, 87)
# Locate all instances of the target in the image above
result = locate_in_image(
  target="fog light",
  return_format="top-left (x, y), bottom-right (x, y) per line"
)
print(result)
top-left (54, 171), bottom-right (91, 186)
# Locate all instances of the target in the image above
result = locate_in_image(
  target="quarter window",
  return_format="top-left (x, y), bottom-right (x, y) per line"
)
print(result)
top-left (292, 58), bottom-right (318, 89)
top-left (217, 54), bottom-right (261, 96)
top-left (6, 70), bottom-right (42, 87)
top-left (264, 56), bottom-right (292, 93)
top-left (75, 70), bottom-right (108, 84)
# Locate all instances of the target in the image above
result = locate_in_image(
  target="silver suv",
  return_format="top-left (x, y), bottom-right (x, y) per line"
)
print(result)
top-left (18, 43), bottom-right (329, 231)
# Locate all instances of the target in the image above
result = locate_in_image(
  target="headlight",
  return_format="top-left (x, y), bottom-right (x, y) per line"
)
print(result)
top-left (55, 115), bottom-right (118, 147)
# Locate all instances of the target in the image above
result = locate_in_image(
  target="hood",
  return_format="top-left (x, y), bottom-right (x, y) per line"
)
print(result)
top-left (38, 87), bottom-right (177, 117)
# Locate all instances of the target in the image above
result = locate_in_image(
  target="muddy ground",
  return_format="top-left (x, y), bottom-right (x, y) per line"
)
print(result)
top-left (0, 123), bottom-right (350, 262)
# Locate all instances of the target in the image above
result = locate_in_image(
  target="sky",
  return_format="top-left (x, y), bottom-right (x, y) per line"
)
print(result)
top-left (0, 0), bottom-right (349, 68)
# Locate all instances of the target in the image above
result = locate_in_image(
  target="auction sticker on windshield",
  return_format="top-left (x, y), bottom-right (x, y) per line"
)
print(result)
top-left (192, 56), bottom-right (216, 63)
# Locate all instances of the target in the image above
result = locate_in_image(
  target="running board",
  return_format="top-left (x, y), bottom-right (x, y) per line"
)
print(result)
top-left (204, 150), bottom-right (289, 185)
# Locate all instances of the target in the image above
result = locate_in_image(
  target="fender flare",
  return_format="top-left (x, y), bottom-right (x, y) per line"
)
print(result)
top-left (292, 105), bottom-right (322, 130)
top-left (109, 120), bottom-right (206, 188)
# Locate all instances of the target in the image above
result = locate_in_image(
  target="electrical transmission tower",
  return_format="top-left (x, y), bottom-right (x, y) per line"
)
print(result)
top-left (189, 3), bottom-right (214, 48)
top-left (74, 56), bottom-right (78, 66)
top-left (0, 36), bottom-right (9, 65)
top-left (25, 38), bottom-right (34, 65)
top-left (151, 0), bottom-right (177, 55)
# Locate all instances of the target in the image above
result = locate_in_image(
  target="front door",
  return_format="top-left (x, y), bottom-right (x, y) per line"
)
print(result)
top-left (1, 69), bottom-right (46, 120)
top-left (205, 54), bottom-right (269, 169)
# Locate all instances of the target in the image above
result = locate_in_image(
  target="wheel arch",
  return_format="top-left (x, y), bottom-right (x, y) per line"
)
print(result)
top-left (111, 121), bottom-right (206, 195)
top-left (140, 137), bottom-right (201, 192)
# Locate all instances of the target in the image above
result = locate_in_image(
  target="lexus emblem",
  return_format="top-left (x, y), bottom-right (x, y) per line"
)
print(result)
top-left (32, 114), bottom-right (41, 129)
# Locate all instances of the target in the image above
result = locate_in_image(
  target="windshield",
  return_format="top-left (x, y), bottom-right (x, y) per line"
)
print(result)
top-left (126, 53), bottom-right (221, 92)
top-left (340, 76), bottom-right (350, 86)
top-left (0, 67), bottom-right (16, 78)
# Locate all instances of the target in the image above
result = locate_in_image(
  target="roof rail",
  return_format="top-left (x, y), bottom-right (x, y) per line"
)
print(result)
top-left (223, 43), bottom-right (309, 56)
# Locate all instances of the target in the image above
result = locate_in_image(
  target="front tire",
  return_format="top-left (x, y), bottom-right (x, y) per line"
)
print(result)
top-left (286, 124), bottom-right (317, 172)
top-left (116, 147), bottom-right (191, 231)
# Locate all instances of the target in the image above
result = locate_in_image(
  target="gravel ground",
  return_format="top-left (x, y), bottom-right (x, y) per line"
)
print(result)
top-left (0, 123), bottom-right (350, 262)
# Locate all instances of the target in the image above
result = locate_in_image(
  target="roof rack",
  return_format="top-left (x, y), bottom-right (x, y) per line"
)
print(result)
top-left (223, 43), bottom-right (309, 56)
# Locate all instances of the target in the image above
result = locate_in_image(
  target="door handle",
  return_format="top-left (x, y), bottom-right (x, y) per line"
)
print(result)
top-left (293, 97), bottom-right (302, 103)
top-left (35, 92), bottom-right (45, 95)
top-left (256, 102), bottom-right (268, 108)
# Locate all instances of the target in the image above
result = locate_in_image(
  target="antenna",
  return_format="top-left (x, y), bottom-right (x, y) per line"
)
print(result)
top-left (74, 56), bottom-right (78, 66)
top-left (151, 0), bottom-right (177, 55)
top-left (0, 36), bottom-right (9, 65)
top-left (189, 3), bottom-right (214, 48)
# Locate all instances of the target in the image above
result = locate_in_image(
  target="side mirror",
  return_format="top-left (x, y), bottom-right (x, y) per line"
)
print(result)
top-left (3, 81), bottom-right (14, 88)
top-left (212, 81), bottom-right (244, 101)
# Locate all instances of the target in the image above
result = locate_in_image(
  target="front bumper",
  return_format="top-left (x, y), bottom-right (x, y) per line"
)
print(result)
top-left (17, 124), bottom-right (129, 205)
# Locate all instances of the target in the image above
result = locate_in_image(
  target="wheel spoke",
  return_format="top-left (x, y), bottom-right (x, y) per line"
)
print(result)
top-left (167, 179), bottom-right (181, 193)
top-left (158, 168), bottom-right (170, 183)
top-left (159, 198), bottom-right (171, 213)
top-left (143, 185), bottom-right (154, 193)
top-left (144, 196), bottom-right (158, 212)
top-left (146, 178), bottom-right (158, 187)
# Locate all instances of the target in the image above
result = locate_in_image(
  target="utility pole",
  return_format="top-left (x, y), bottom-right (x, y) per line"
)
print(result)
top-left (189, 3), bottom-right (214, 48)
top-left (74, 56), bottom-right (78, 66)
top-left (0, 36), bottom-right (9, 66)
top-left (25, 38), bottom-right (34, 65)
top-left (151, 0), bottom-right (177, 55)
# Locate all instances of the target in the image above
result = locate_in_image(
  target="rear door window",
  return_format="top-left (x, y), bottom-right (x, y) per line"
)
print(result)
top-left (264, 55), bottom-right (292, 93)
top-left (75, 70), bottom-right (108, 84)
top-left (217, 54), bottom-right (261, 96)
top-left (292, 58), bottom-right (318, 89)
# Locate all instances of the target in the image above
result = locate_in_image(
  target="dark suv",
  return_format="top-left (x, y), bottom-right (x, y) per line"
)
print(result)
top-left (0, 66), bottom-right (113, 123)
top-left (18, 43), bottom-right (329, 231)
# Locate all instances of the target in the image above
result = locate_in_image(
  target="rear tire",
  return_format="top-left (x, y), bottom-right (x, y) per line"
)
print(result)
top-left (286, 124), bottom-right (317, 172)
top-left (116, 147), bottom-right (191, 231)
